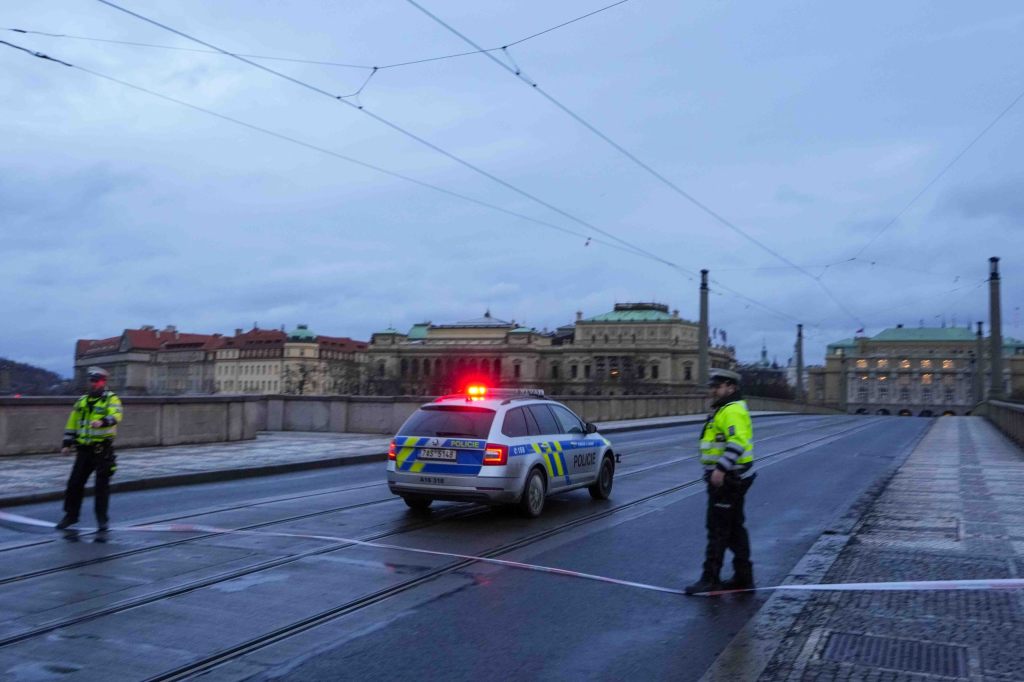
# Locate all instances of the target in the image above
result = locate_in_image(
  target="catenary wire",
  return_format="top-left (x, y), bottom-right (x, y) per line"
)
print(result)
top-left (1, 36), bottom-right (824, 342)
top-left (3, 27), bottom-right (374, 68)
top-left (403, 0), bottom-right (866, 328)
top-left (89, 2), bottom-right (877, 333)
top-left (94, 0), bottom-right (691, 276)
top-left (5, 2), bottom-right (633, 72)
top-left (851, 83), bottom-right (1024, 259)
top-left (0, 38), bottom-right (655, 260)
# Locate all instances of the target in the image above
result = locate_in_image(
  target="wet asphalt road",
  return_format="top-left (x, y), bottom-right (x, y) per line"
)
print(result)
top-left (0, 415), bottom-right (930, 681)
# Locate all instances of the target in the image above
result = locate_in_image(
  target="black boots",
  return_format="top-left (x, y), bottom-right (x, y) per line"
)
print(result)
top-left (56, 514), bottom-right (78, 530)
top-left (684, 569), bottom-right (721, 595)
top-left (97, 516), bottom-right (109, 532)
top-left (720, 562), bottom-right (755, 591)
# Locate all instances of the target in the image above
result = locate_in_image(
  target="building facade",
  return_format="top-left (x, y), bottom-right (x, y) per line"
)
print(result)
top-left (366, 303), bottom-right (736, 396)
top-left (807, 326), bottom-right (1024, 415)
top-left (75, 325), bottom-right (367, 395)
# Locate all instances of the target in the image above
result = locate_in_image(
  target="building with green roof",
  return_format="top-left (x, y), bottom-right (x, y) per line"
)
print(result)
top-left (809, 325), bottom-right (1024, 415)
top-left (367, 302), bottom-right (735, 396)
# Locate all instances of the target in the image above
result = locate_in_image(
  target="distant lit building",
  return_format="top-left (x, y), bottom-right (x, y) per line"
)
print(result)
top-left (366, 303), bottom-right (736, 396)
top-left (807, 326), bottom-right (1024, 416)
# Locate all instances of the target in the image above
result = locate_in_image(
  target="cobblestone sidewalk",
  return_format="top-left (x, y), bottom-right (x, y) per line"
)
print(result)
top-left (705, 416), bottom-right (1024, 681)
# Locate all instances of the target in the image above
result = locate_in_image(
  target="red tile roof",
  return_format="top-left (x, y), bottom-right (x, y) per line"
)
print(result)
top-left (76, 327), bottom-right (367, 358)
top-left (318, 335), bottom-right (368, 351)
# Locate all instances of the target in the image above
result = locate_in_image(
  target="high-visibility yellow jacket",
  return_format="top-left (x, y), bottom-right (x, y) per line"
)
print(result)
top-left (699, 398), bottom-right (754, 473)
top-left (63, 391), bottom-right (123, 446)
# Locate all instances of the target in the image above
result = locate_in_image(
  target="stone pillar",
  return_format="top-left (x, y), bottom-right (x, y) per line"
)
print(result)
top-left (989, 257), bottom-right (1004, 399)
top-left (839, 358), bottom-right (849, 413)
top-left (795, 323), bottom-right (805, 402)
top-left (698, 270), bottom-right (709, 385)
top-left (974, 321), bottom-right (985, 405)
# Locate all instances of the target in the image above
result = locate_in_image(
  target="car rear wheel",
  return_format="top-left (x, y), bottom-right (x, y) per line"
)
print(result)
top-left (588, 455), bottom-right (614, 500)
top-left (518, 468), bottom-right (547, 518)
top-left (402, 495), bottom-right (433, 511)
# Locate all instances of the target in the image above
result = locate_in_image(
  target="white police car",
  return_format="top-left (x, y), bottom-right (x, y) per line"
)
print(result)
top-left (387, 386), bottom-right (615, 517)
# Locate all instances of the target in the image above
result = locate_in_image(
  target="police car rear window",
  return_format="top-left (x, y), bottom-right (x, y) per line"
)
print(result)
top-left (398, 406), bottom-right (496, 440)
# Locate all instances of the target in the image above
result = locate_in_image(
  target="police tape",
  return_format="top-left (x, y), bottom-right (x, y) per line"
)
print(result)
top-left (4, 510), bottom-right (1024, 597)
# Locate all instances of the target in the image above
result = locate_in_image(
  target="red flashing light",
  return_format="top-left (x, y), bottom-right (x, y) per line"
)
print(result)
top-left (466, 385), bottom-right (487, 398)
top-left (482, 442), bottom-right (508, 466)
top-left (388, 439), bottom-right (397, 461)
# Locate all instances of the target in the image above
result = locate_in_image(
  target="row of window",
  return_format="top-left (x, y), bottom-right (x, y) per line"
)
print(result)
top-left (855, 359), bottom-right (956, 370)
top-left (857, 373), bottom-right (960, 385)
top-left (856, 386), bottom-right (959, 403)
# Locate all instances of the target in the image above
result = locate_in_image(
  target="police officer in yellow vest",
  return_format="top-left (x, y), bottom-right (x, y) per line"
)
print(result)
top-left (57, 367), bottom-right (123, 531)
top-left (685, 368), bottom-right (756, 595)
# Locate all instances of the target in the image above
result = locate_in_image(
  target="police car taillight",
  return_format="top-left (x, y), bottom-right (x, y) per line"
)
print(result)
top-left (388, 439), bottom-right (397, 461)
top-left (482, 443), bottom-right (508, 466)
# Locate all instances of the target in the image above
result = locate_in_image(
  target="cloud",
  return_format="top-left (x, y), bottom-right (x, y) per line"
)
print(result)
top-left (937, 180), bottom-right (1024, 223)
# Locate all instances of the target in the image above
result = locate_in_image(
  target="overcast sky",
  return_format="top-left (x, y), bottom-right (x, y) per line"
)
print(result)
top-left (2, 0), bottom-right (1022, 376)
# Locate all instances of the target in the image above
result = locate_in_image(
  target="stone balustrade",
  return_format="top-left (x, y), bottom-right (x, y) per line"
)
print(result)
top-left (0, 393), bottom-right (838, 456)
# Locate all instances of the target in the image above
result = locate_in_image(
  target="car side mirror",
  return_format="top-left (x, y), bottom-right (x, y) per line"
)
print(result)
top-left (585, 422), bottom-right (598, 434)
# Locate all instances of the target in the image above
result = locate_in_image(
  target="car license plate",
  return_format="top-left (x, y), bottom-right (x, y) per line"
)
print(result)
top-left (419, 448), bottom-right (458, 461)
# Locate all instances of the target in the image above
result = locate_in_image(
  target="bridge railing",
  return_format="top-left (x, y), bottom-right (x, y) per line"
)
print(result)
top-left (0, 393), bottom-right (841, 456)
top-left (980, 400), bottom-right (1024, 448)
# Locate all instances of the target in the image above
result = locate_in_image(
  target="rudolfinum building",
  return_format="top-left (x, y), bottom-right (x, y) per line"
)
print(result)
top-left (808, 326), bottom-right (1024, 416)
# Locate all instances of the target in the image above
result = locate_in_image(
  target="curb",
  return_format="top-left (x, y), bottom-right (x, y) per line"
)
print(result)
top-left (0, 412), bottom-right (817, 508)
top-left (0, 453), bottom-right (388, 508)
top-left (698, 418), bottom-right (933, 682)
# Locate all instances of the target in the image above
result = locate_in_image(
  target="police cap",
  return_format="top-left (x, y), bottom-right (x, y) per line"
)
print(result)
top-left (87, 366), bottom-right (109, 380)
top-left (708, 368), bottom-right (741, 386)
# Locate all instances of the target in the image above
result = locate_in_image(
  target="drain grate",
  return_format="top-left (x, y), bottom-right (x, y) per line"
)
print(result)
top-left (822, 631), bottom-right (969, 678)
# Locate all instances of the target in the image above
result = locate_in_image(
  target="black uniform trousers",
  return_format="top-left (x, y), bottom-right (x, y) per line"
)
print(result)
top-left (703, 472), bottom-right (755, 576)
top-left (63, 441), bottom-right (115, 522)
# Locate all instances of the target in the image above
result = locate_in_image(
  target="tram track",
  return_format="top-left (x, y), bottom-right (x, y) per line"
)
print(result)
top-left (0, 416), bottom-right (842, 588)
top-left (148, 418), bottom-right (875, 681)
top-left (0, 419), bottom-right (873, 677)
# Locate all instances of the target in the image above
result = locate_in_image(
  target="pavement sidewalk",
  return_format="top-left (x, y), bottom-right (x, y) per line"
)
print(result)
top-left (0, 411), bottom-right (792, 507)
top-left (703, 416), bottom-right (1024, 682)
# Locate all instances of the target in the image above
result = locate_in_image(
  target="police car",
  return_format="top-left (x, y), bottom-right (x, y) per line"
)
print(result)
top-left (387, 386), bottom-right (615, 517)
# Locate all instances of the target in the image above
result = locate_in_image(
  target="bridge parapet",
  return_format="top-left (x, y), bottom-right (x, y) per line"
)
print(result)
top-left (0, 394), bottom-right (841, 456)
top-left (978, 400), bottom-right (1024, 447)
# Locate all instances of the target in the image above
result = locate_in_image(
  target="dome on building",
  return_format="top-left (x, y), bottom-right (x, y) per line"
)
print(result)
top-left (288, 324), bottom-right (317, 341)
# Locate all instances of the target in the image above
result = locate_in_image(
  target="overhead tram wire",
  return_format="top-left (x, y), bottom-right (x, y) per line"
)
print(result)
top-left (6, 3), bottom-right (633, 74)
top-left (3, 27), bottom-right (373, 68)
top-left (94, 0), bottom-right (685, 276)
top-left (0, 40), bottom-right (812, 335)
top-left (0, 38), bottom-right (646, 261)
top-left (403, 0), bottom-right (865, 329)
top-left (1, 43), bottom-right (814, 340)
top-left (852, 82), bottom-right (1024, 260)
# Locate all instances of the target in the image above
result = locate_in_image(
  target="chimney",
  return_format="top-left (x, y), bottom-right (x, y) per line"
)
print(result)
top-left (576, 310), bottom-right (583, 322)
top-left (989, 257), bottom-right (1004, 398)
top-left (235, 328), bottom-right (242, 336)
top-left (974, 321), bottom-right (985, 404)
top-left (796, 323), bottom-right (805, 402)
